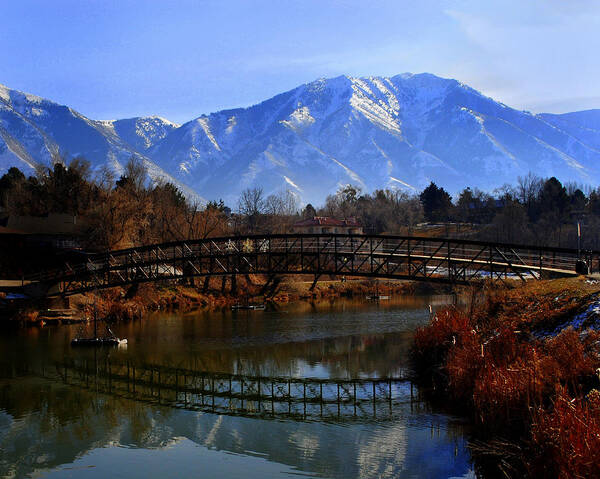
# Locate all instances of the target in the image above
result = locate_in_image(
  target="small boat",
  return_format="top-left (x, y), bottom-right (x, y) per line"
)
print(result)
top-left (71, 337), bottom-right (127, 346)
top-left (71, 298), bottom-right (127, 346)
top-left (366, 280), bottom-right (389, 301)
top-left (366, 295), bottom-right (389, 301)
top-left (231, 303), bottom-right (266, 311)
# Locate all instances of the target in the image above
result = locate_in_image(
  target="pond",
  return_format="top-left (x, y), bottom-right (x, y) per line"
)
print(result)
top-left (0, 295), bottom-right (475, 479)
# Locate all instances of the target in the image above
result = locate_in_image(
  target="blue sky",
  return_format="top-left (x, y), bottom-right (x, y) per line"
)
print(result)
top-left (1, 0), bottom-right (599, 124)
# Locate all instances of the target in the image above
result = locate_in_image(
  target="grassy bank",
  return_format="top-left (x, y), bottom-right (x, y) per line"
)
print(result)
top-left (412, 277), bottom-right (600, 478)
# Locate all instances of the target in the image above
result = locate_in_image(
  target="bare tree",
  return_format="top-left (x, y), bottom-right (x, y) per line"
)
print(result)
top-left (238, 187), bottom-right (265, 232)
top-left (68, 156), bottom-right (92, 182)
top-left (238, 187), bottom-right (265, 216)
top-left (121, 155), bottom-right (148, 193)
top-left (517, 173), bottom-right (543, 205)
top-left (264, 190), bottom-right (299, 216)
top-left (94, 165), bottom-right (117, 192)
top-left (184, 201), bottom-right (229, 239)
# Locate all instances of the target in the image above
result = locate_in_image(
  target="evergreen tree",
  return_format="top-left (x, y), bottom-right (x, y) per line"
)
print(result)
top-left (419, 182), bottom-right (453, 222)
top-left (302, 203), bottom-right (317, 218)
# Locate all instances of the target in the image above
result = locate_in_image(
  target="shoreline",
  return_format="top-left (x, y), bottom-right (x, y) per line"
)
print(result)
top-left (2, 276), bottom-right (459, 327)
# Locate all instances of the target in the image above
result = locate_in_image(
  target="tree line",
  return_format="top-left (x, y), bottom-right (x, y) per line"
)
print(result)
top-left (0, 157), bottom-right (230, 250)
top-left (1, 157), bottom-right (599, 251)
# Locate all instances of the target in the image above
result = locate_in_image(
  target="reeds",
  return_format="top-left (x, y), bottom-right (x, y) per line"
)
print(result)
top-left (530, 387), bottom-right (600, 478)
top-left (412, 285), bottom-right (600, 476)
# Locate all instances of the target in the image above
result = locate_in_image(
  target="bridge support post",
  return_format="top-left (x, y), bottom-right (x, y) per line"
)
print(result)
top-left (202, 276), bottom-right (210, 293)
top-left (260, 274), bottom-right (275, 295)
top-left (231, 274), bottom-right (237, 295)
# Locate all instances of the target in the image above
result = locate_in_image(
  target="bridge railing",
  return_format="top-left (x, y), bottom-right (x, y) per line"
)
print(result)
top-left (79, 236), bottom-right (592, 272)
top-left (24, 234), bottom-right (600, 291)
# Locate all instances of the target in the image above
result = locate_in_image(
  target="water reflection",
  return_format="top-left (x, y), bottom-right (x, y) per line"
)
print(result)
top-left (0, 295), bottom-right (473, 479)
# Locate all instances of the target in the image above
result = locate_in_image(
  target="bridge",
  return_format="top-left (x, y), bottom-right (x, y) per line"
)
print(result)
top-left (24, 233), bottom-right (600, 296)
top-left (6, 358), bottom-right (420, 422)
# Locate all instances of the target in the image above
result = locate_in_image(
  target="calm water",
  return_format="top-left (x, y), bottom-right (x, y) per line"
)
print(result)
top-left (0, 296), bottom-right (475, 479)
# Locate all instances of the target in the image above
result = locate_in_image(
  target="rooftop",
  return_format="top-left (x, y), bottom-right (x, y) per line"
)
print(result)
top-left (292, 216), bottom-right (361, 228)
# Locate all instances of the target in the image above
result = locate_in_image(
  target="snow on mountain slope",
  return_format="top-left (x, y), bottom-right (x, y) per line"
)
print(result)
top-left (0, 83), bottom-right (201, 201)
top-left (1, 76), bottom-right (599, 207)
top-left (538, 110), bottom-right (600, 151)
top-left (106, 116), bottom-right (180, 151)
top-left (148, 74), bottom-right (600, 204)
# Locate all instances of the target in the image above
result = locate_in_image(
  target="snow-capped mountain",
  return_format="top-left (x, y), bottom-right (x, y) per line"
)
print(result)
top-left (2, 75), bottom-right (600, 205)
top-left (0, 83), bottom-right (198, 199)
top-left (148, 74), bottom-right (600, 204)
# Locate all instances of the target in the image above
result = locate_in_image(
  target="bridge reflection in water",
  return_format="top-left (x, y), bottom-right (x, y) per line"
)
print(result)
top-left (0, 300), bottom-right (473, 479)
top-left (26, 359), bottom-right (419, 422)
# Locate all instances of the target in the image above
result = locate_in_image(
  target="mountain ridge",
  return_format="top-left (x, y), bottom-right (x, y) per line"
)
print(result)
top-left (0, 82), bottom-right (201, 201)
top-left (1, 75), bottom-right (599, 205)
top-left (147, 73), bottom-right (600, 203)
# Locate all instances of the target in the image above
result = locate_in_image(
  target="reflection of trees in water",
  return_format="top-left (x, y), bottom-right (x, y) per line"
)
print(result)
top-left (2, 295), bottom-right (445, 383)
top-left (0, 379), bottom-right (174, 478)
top-left (0, 377), bottom-right (472, 479)
top-left (107, 330), bottom-right (415, 380)
top-left (313, 333), bottom-right (414, 378)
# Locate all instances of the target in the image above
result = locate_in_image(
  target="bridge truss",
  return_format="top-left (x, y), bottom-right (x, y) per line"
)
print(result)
top-left (26, 234), bottom-right (599, 296)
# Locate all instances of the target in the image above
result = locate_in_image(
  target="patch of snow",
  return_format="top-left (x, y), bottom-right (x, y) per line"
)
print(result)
top-left (280, 106), bottom-right (315, 132)
top-left (538, 294), bottom-right (600, 338)
top-left (226, 116), bottom-right (237, 134)
top-left (370, 77), bottom-right (400, 114)
top-left (196, 118), bottom-right (221, 151)
top-left (533, 136), bottom-right (586, 171)
top-left (23, 92), bottom-right (44, 105)
top-left (30, 107), bottom-right (45, 117)
top-left (0, 85), bottom-right (10, 103)
top-left (349, 79), bottom-right (402, 135)
top-left (150, 116), bottom-right (180, 128)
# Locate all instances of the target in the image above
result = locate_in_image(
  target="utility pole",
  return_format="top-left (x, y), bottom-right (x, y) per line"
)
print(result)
top-left (577, 221), bottom-right (581, 259)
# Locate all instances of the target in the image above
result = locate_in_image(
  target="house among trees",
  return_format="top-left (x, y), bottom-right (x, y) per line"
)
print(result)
top-left (291, 216), bottom-right (363, 234)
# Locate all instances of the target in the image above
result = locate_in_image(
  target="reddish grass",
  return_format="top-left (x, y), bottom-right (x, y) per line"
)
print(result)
top-left (413, 306), bottom-right (473, 377)
top-left (530, 387), bottom-right (600, 479)
top-left (412, 283), bottom-right (600, 476)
